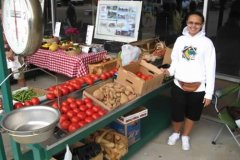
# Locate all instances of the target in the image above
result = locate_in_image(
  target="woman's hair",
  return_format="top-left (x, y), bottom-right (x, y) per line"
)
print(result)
top-left (186, 11), bottom-right (205, 24)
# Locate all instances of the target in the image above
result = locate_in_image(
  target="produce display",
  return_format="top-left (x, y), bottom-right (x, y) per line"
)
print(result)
top-left (12, 87), bottom-right (45, 109)
top-left (54, 97), bottom-right (107, 133)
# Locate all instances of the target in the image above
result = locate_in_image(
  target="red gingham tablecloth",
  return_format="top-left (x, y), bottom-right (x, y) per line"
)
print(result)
top-left (26, 49), bottom-right (107, 77)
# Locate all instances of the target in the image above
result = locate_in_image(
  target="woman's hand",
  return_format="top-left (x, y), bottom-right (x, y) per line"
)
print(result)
top-left (203, 98), bottom-right (211, 107)
top-left (6, 49), bottom-right (14, 61)
top-left (160, 68), bottom-right (170, 76)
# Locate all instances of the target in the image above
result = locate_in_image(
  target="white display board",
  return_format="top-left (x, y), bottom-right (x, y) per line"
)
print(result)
top-left (94, 1), bottom-right (142, 43)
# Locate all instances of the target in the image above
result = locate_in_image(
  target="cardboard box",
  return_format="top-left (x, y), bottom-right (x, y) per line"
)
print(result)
top-left (162, 47), bottom-right (172, 65)
top-left (117, 60), bottom-right (164, 95)
top-left (110, 107), bottom-right (148, 146)
top-left (110, 119), bottom-right (141, 146)
top-left (130, 37), bottom-right (159, 54)
top-left (88, 58), bottom-right (118, 75)
top-left (118, 106), bottom-right (148, 124)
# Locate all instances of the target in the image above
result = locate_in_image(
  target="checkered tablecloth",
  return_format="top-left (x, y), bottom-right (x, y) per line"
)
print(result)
top-left (26, 49), bottom-right (107, 77)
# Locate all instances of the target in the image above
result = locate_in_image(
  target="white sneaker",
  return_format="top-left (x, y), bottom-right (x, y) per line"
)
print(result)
top-left (167, 132), bottom-right (180, 145)
top-left (182, 136), bottom-right (190, 150)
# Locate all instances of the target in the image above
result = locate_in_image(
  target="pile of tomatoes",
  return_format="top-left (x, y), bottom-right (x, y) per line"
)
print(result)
top-left (13, 97), bottom-right (40, 109)
top-left (53, 97), bottom-right (107, 133)
top-left (46, 68), bottom-right (118, 100)
top-left (135, 71), bottom-right (154, 81)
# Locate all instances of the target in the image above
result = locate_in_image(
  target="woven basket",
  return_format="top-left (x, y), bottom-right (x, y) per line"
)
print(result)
top-left (65, 50), bottom-right (81, 56)
top-left (86, 128), bottom-right (128, 160)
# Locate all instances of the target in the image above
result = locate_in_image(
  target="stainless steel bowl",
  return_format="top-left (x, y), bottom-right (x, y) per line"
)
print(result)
top-left (0, 106), bottom-right (60, 144)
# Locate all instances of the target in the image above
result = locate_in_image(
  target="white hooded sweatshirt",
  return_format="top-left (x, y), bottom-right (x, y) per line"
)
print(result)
top-left (168, 27), bottom-right (216, 100)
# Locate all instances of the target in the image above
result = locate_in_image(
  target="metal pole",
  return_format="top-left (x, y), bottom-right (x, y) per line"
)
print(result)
top-left (203, 0), bottom-right (209, 31)
top-left (51, 0), bottom-right (56, 35)
top-left (0, 19), bottom-right (23, 160)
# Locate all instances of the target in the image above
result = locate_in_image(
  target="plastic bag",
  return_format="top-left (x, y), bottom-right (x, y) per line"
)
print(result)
top-left (121, 44), bottom-right (141, 66)
top-left (64, 145), bottom-right (72, 160)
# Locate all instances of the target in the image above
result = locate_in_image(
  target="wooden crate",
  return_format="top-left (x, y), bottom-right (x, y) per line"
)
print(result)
top-left (130, 37), bottom-right (161, 54)
top-left (88, 59), bottom-right (118, 75)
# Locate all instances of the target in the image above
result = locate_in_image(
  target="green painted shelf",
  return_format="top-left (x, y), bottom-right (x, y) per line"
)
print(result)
top-left (123, 96), bottom-right (172, 159)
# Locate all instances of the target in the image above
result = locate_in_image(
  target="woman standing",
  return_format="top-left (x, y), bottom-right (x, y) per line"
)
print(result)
top-left (162, 11), bottom-right (216, 150)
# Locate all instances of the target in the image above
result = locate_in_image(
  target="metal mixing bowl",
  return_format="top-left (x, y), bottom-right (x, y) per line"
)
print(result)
top-left (0, 106), bottom-right (60, 144)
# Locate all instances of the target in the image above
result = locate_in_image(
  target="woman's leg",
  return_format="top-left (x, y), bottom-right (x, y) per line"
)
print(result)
top-left (182, 118), bottom-right (194, 136)
top-left (172, 121), bottom-right (183, 133)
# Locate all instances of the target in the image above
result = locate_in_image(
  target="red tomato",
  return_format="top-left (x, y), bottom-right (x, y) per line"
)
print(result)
top-left (110, 70), bottom-right (115, 76)
top-left (92, 113), bottom-right (101, 120)
top-left (91, 74), bottom-right (99, 81)
top-left (140, 74), bottom-right (148, 80)
top-left (75, 99), bottom-right (84, 106)
top-left (31, 97), bottom-right (40, 105)
top-left (113, 67), bottom-right (118, 72)
top-left (85, 102), bottom-right (93, 108)
top-left (86, 108), bottom-right (94, 116)
top-left (53, 88), bottom-right (63, 97)
top-left (79, 105), bottom-right (87, 111)
top-left (51, 101), bottom-right (59, 109)
top-left (68, 123), bottom-right (80, 132)
top-left (71, 116), bottom-right (80, 123)
top-left (146, 75), bottom-right (154, 80)
top-left (60, 87), bottom-right (70, 95)
top-left (67, 97), bottom-right (75, 103)
top-left (61, 101), bottom-right (69, 106)
top-left (136, 72), bottom-right (142, 77)
top-left (14, 102), bottom-right (24, 109)
top-left (60, 120), bottom-right (71, 130)
top-left (77, 112), bottom-right (86, 120)
top-left (24, 100), bottom-right (33, 106)
top-left (92, 105), bottom-right (101, 112)
top-left (85, 116), bottom-right (94, 123)
top-left (71, 82), bottom-right (82, 90)
top-left (78, 121), bottom-right (87, 127)
top-left (105, 72), bottom-right (112, 78)
top-left (61, 105), bottom-right (70, 113)
top-left (46, 93), bottom-right (56, 100)
top-left (83, 97), bottom-right (92, 104)
top-left (76, 78), bottom-right (85, 84)
top-left (85, 77), bottom-right (94, 85)
top-left (98, 109), bottom-right (107, 116)
top-left (100, 73), bottom-right (107, 80)
top-left (47, 86), bottom-right (56, 91)
top-left (67, 110), bottom-right (76, 118)
top-left (66, 84), bottom-right (75, 92)
top-left (72, 108), bottom-right (80, 114)
top-left (60, 114), bottom-right (69, 123)
top-left (69, 102), bottom-right (78, 109)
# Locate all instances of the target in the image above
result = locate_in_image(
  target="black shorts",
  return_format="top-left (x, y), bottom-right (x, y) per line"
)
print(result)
top-left (171, 84), bottom-right (205, 122)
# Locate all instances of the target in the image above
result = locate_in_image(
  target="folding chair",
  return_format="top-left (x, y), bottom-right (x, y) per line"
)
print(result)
top-left (212, 84), bottom-right (240, 147)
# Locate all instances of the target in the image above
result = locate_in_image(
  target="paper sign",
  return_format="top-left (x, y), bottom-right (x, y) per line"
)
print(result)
top-left (54, 22), bottom-right (61, 37)
top-left (85, 25), bottom-right (94, 45)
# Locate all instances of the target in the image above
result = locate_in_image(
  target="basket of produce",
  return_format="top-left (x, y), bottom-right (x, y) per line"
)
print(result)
top-left (64, 44), bottom-right (81, 56)
top-left (88, 57), bottom-right (118, 75)
top-left (12, 87), bottom-right (47, 102)
top-left (58, 41), bottom-right (73, 50)
top-left (43, 35), bottom-right (59, 43)
top-left (86, 128), bottom-right (128, 160)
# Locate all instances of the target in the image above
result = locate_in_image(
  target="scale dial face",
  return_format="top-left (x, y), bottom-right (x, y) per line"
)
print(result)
top-left (2, 0), bottom-right (43, 56)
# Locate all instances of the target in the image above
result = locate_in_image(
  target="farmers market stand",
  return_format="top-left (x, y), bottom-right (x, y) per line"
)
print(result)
top-left (0, 29), bottom-right (173, 160)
